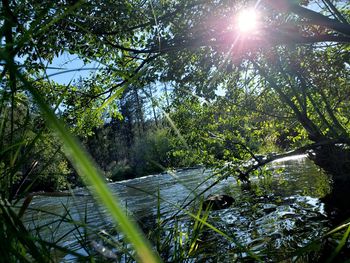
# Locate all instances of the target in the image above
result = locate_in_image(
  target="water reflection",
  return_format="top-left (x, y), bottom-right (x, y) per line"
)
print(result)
top-left (24, 155), bottom-right (334, 261)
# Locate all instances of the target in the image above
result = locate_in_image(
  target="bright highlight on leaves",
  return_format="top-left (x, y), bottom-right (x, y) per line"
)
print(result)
top-left (236, 9), bottom-right (259, 33)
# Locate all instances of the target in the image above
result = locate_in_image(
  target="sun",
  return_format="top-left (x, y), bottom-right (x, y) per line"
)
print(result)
top-left (236, 8), bottom-right (259, 33)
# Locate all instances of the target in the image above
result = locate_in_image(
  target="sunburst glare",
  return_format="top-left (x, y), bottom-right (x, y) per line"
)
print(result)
top-left (236, 8), bottom-right (259, 33)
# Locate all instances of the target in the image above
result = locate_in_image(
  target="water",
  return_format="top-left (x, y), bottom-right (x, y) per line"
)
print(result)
top-left (24, 155), bottom-right (333, 261)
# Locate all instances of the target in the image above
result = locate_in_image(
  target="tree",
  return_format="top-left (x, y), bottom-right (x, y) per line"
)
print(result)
top-left (2, 0), bottom-right (350, 210)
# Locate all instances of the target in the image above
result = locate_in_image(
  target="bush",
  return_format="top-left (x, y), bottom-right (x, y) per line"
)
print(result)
top-left (131, 128), bottom-right (172, 176)
top-left (110, 161), bottom-right (134, 181)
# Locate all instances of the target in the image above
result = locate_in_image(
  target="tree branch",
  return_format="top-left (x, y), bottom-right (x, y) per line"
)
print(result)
top-left (264, 0), bottom-right (350, 36)
top-left (242, 138), bottom-right (350, 179)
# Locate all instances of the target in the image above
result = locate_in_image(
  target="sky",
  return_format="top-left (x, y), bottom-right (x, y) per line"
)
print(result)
top-left (45, 53), bottom-right (101, 85)
top-left (44, 1), bottom-right (330, 88)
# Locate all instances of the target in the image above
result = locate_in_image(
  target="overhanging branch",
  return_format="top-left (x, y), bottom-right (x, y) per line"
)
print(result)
top-left (242, 138), bottom-right (350, 180)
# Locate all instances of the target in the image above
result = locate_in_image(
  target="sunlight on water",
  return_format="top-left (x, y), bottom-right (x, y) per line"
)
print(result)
top-left (272, 154), bottom-right (308, 163)
top-left (24, 158), bottom-right (331, 262)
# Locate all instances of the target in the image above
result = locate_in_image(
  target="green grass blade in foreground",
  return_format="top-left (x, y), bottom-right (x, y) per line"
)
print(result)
top-left (326, 224), bottom-right (350, 263)
top-left (123, 184), bottom-right (261, 262)
top-left (17, 72), bottom-right (161, 263)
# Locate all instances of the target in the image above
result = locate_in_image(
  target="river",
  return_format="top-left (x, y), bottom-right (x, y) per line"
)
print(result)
top-left (24, 155), bottom-right (333, 261)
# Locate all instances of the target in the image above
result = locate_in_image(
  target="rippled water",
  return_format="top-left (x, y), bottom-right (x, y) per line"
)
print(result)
top-left (24, 155), bottom-right (332, 261)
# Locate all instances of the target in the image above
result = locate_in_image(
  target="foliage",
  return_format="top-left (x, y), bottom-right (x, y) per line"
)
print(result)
top-left (131, 128), bottom-right (172, 176)
top-left (1, 0), bottom-right (350, 261)
top-left (0, 89), bottom-right (72, 199)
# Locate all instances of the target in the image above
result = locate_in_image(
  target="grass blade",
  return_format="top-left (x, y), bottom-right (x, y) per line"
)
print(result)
top-left (8, 64), bottom-right (161, 263)
top-left (326, 224), bottom-right (350, 263)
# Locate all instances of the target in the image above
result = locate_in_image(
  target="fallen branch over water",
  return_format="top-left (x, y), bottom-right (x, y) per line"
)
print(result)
top-left (181, 138), bottom-right (350, 212)
top-left (243, 138), bottom-right (350, 179)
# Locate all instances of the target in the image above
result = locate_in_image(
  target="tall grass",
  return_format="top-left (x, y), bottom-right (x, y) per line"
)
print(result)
top-left (0, 2), bottom-right (161, 262)
top-left (2, 58), bottom-right (162, 263)
top-left (1, 2), bottom-right (350, 262)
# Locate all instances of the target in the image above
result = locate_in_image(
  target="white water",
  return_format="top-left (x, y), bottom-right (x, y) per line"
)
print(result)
top-left (24, 156), bottom-right (331, 261)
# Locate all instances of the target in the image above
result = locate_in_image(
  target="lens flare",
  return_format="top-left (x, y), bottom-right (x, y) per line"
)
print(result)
top-left (236, 9), bottom-right (259, 33)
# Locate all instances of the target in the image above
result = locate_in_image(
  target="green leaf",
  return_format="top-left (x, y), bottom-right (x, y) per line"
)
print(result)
top-left (7, 61), bottom-right (161, 263)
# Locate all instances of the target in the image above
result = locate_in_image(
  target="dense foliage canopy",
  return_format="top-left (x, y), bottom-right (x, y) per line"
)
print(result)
top-left (1, 0), bottom-right (350, 262)
top-left (1, 0), bottom-right (349, 195)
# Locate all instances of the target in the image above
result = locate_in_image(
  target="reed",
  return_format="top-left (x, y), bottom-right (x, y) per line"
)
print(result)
top-left (1, 1), bottom-right (349, 262)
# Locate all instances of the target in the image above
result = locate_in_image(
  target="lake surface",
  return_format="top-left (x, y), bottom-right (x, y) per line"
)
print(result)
top-left (24, 155), bottom-right (333, 261)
